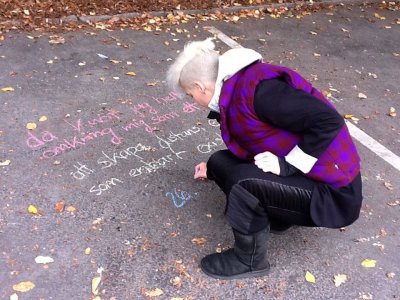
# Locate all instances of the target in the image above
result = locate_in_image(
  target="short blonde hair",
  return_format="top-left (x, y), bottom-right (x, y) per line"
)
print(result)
top-left (166, 38), bottom-right (219, 96)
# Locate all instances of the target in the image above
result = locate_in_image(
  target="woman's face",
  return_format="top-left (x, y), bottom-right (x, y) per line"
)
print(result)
top-left (184, 81), bottom-right (214, 108)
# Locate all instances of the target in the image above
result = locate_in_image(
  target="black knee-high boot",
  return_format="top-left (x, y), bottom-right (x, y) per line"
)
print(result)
top-left (200, 227), bottom-right (270, 280)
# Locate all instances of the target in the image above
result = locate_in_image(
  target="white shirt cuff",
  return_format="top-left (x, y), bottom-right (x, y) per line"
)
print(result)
top-left (285, 145), bottom-right (318, 174)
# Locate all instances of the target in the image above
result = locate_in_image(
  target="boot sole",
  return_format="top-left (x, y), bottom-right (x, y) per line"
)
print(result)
top-left (200, 264), bottom-right (270, 280)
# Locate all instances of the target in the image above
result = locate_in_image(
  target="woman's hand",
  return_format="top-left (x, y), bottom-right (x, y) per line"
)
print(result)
top-left (194, 162), bottom-right (207, 180)
top-left (254, 151), bottom-right (281, 175)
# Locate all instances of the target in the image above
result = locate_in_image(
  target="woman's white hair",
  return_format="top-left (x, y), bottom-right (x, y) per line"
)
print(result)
top-left (166, 38), bottom-right (219, 96)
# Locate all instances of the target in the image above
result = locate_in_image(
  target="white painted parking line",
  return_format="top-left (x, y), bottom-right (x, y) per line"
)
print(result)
top-left (345, 121), bottom-right (400, 171)
top-left (207, 26), bottom-right (400, 172)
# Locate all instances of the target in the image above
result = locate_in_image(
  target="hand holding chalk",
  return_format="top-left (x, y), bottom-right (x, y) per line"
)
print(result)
top-left (194, 162), bottom-right (207, 180)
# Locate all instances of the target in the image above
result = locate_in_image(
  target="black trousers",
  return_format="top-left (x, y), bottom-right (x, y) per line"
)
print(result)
top-left (207, 150), bottom-right (317, 234)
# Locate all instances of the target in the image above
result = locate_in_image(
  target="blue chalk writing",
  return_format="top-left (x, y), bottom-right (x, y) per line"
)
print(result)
top-left (166, 188), bottom-right (194, 208)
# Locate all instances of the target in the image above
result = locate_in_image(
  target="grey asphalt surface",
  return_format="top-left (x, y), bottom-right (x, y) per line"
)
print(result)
top-left (1, 2), bottom-right (399, 299)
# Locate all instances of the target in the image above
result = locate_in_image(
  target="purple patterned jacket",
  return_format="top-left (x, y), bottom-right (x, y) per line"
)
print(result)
top-left (218, 62), bottom-right (360, 188)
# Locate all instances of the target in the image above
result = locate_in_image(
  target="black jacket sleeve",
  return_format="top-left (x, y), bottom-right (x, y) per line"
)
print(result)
top-left (254, 79), bottom-right (344, 173)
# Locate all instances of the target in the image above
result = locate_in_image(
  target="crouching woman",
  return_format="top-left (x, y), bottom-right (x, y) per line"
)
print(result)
top-left (166, 39), bottom-right (362, 280)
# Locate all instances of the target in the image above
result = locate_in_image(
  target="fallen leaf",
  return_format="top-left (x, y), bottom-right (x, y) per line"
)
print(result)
top-left (333, 274), bottom-right (347, 287)
top-left (26, 123), bottom-right (37, 130)
top-left (28, 205), bottom-right (38, 214)
top-left (97, 53), bottom-right (108, 59)
top-left (323, 90), bottom-right (332, 98)
top-left (92, 276), bottom-right (101, 295)
top-left (53, 160), bottom-right (61, 165)
top-left (0, 159), bottom-right (11, 166)
top-left (191, 237), bottom-right (207, 245)
top-left (147, 81), bottom-right (157, 86)
top-left (110, 59), bottom-right (121, 64)
top-left (49, 35), bottom-right (65, 45)
top-left (39, 116), bottom-right (47, 122)
top-left (144, 288), bottom-right (164, 297)
top-left (85, 247), bottom-right (91, 255)
top-left (358, 92), bottom-right (367, 99)
top-left (126, 71), bottom-right (137, 76)
top-left (309, 31), bottom-right (318, 35)
top-left (305, 271), bottom-right (316, 283)
top-left (386, 272), bottom-right (395, 279)
top-left (1, 87), bottom-right (14, 92)
top-left (384, 181), bottom-right (393, 190)
top-left (12, 281), bottom-right (35, 292)
top-left (47, 60), bottom-right (53, 64)
top-left (313, 53), bottom-right (321, 57)
top-left (388, 107), bottom-right (396, 117)
top-left (54, 201), bottom-right (65, 213)
top-left (344, 114), bottom-right (360, 123)
top-left (35, 256), bottom-right (54, 264)
top-left (78, 61), bottom-right (86, 66)
top-left (361, 259), bottom-right (376, 268)
top-left (66, 206), bottom-right (76, 213)
top-left (170, 276), bottom-right (182, 288)
top-left (387, 200), bottom-right (400, 207)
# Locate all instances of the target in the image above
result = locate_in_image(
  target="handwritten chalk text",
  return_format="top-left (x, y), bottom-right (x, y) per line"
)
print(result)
top-left (97, 143), bottom-right (153, 169)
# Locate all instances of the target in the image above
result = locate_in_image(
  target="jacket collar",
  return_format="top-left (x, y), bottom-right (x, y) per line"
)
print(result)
top-left (208, 47), bottom-right (262, 112)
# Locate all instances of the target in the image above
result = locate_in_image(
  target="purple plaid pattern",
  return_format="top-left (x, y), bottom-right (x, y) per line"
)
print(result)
top-left (218, 62), bottom-right (360, 188)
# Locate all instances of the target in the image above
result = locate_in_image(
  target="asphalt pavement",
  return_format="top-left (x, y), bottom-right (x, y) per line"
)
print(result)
top-left (0, 2), bottom-right (399, 299)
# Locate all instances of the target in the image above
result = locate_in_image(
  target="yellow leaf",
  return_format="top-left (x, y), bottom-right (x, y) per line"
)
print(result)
top-left (1, 87), bottom-right (14, 92)
top-left (344, 114), bottom-right (353, 119)
top-left (12, 281), bottom-right (35, 292)
top-left (28, 205), bottom-right (38, 214)
top-left (66, 205), bottom-right (76, 213)
top-left (85, 247), bottom-right (91, 255)
top-left (92, 276), bottom-right (101, 295)
top-left (39, 116), bottom-right (47, 122)
top-left (147, 81), bottom-right (157, 86)
top-left (305, 271), bottom-right (316, 283)
top-left (126, 71), bottom-right (137, 76)
top-left (26, 123), bottom-right (37, 130)
top-left (361, 259), bottom-right (376, 268)
top-left (47, 60), bottom-right (54, 64)
top-left (333, 274), bottom-right (347, 287)
top-left (144, 288), bottom-right (164, 297)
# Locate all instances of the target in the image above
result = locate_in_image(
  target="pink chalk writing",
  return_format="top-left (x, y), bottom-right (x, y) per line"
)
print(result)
top-left (41, 127), bottom-right (123, 158)
top-left (122, 119), bottom-right (153, 134)
top-left (131, 102), bottom-right (158, 117)
top-left (151, 91), bottom-right (179, 104)
top-left (182, 102), bottom-right (201, 113)
top-left (64, 109), bottom-right (122, 133)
